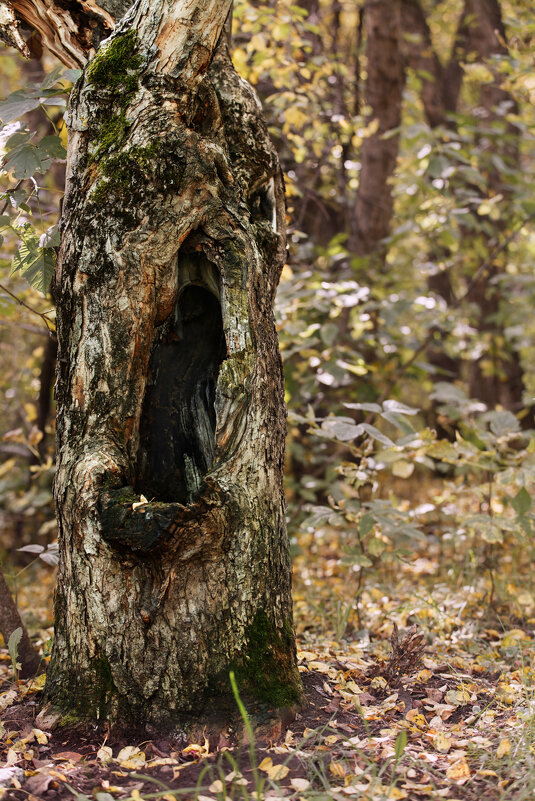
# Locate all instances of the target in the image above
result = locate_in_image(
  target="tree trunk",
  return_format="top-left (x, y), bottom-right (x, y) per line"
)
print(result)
top-left (37, 0), bottom-right (301, 728)
top-left (0, 566), bottom-right (41, 678)
top-left (350, 0), bottom-right (404, 263)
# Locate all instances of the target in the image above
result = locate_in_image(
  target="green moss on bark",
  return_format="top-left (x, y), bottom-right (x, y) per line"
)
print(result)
top-left (232, 609), bottom-right (302, 708)
top-left (87, 29), bottom-right (142, 96)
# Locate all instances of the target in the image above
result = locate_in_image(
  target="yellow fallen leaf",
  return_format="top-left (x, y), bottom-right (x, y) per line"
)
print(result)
top-left (496, 738), bottom-right (511, 758)
top-left (267, 764), bottom-right (289, 781)
top-left (371, 676), bottom-right (388, 691)
top-left (502, 629), bottom-right (530, 647)
top-left (433, 732), bottom-right (452, 753)
top-left (116, 745), bottom-right (145, 768)
top-left (209, 779), bottom-right (224, 793)
top-left (446, 758), bottom-right (470, 783)
top-left (32, 729), bottom-right (48, 745)
top-left (132, 495), bottom-right (149, 510)
top-left (259, 757), bottom-right (273, 772)
top-left (496, 683), bottom-right (518, 704)
top-left (445, 689), bottom-right (471, 706)
top-left (325, 734), bottom-right (340, 745)
top-left (27, 674), bottom-right (46, 692)
top-left (330, 760), bottom-right (346, 779)
top-left (259, 758), bottom-right (289, 780)
top-left (406, 709), bottom-right (427, 728)
top-left (477, 769), bottom-right (499, 777)
top-left (416, 669), bottom-right (433, 683)
top-left (308, 661), bottom-right (333, 673)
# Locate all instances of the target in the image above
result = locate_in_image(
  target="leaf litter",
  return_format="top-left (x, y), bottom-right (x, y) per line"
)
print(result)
top-left (1, 542), bottom-right (535, 800)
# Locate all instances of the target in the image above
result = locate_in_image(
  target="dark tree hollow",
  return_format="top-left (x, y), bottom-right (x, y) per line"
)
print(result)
top-left (137, 282), bottom-right (226, 504)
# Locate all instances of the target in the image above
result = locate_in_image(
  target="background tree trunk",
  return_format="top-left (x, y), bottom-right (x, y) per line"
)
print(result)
top-left (350, 0), bottom-right (404, 264)
top-left (0, 566), bottom-right (41, 678)
top-left (39, 0), bottom-right (301, 728)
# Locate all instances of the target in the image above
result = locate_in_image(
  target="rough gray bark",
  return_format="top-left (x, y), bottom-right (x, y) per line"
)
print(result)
top-left (11, 0), bottom-right (303, 728)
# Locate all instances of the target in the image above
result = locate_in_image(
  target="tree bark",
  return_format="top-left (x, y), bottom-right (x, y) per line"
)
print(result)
top-left (350, 0), bottom-right (405, 263)
top-left (0, 565), bottom-right (41, 678)
top-left (27, 0), bottom-right (302, 728)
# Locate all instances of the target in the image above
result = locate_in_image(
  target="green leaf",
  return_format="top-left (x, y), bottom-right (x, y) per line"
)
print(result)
top-left (320, 419), bottom-right (364, 442)
top-left (382, 399), bottom-right (419, 415)
top-left (395, 730), bottom-right (407, 760)
top-left (3, 143), bottom-right (45, 179)
top-left (38, 135), bottom-right (67, 159)
top-left (0, 91), bottom-right (41, 123)
top-left (512, 487), bottom-right (532, 516)
top-left (488, 410), bottom-right (520, 437)
top-left (40, 64), bottom-right (64, 90)
top-left (12, 241), bottom-right (55, 294)
top-left (7, 627), bottom-right (22, 664)
top-left (360, 423), bottom-right (395, 448)
top-left (359, 514), bottom-right (374, 537)
top-left (0, 215), bottom-right (11, 227)
top-left (344, 402), bottom-right (382, 414)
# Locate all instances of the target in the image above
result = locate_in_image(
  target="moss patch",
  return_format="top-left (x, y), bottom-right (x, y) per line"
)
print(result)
top-left (87, 29), bottom-right (142, 97)
top-left (231, 609), bottom-right (302, 708)
top-left (85, 30), bottom-right (148, 201)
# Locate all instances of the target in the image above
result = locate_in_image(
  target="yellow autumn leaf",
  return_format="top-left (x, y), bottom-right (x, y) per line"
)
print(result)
top-left (268, 764), bottom-right (290, 781)
top-left (445, 688), bottom-right (471, 706)
top-left (27, 674), bottom-right (47, 692)
top-left (415, 669), bottom-right (433, 683)
top-left (132, 494), bottom-right (149, 510)
top-left (209, 779), bottom-right (225, 793)
top-left (446, 758), bottom-right (470, 782)
top-left (283, 107), bottom-right (308, 131)
top-left (433, 732), bottom-right (452, 753)
top-left (325, 734), bottom-right (340, 745)
top-left (406, 709), bottom-right (427, 728)
top-left (259, 756), bottom-right (273, 772)
top-left (330, 760), bottom-right (346, 779)
top-left (308, 661), bottom-right (333, 673)
top-left (116, 745), bottom-right (145, 768)
top-left (496, 738), bottom-right (511, 758)
top-left (32, 729), bottom-right (48, 745)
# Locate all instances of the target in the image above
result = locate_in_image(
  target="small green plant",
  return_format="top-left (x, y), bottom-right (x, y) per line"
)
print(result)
top-left (7, 626), bottom-right (22, 681)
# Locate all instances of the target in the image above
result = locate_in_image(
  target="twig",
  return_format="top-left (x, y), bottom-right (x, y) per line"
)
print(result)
top-left (0, 282), bottom-right (55, 331)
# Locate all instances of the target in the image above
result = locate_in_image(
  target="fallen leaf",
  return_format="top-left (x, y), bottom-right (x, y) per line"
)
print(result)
top-left (496, 738), bottom-right (511, 758)
top-left (446, 758), bottom-right (470, 783)
top-left (97, 746), bottom-right (113, 763)
top-left (116, 746), bottom-right (145, 769)
top-left (433, 733), bottom-right (452, 753)
top-left (290, 778), bottom-right (310, 791)
top-left (53, 751), bottom-right (83, 762)
top-left (330, 760), bottom-right (346, 778)
top-left (31, 729), bottom-right (48, 745)
top-left (258, 757), bottom-right (290, 780)
top-left (445, 689), bottom-right (471, 706)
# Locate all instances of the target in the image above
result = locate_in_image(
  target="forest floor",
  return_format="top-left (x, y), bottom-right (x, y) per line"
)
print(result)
top-left (1, 527), bottom-right (535, 801)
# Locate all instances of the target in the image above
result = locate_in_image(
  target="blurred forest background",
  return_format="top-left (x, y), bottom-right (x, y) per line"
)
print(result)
top-left (1, 0), bottom-right (535, 655)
